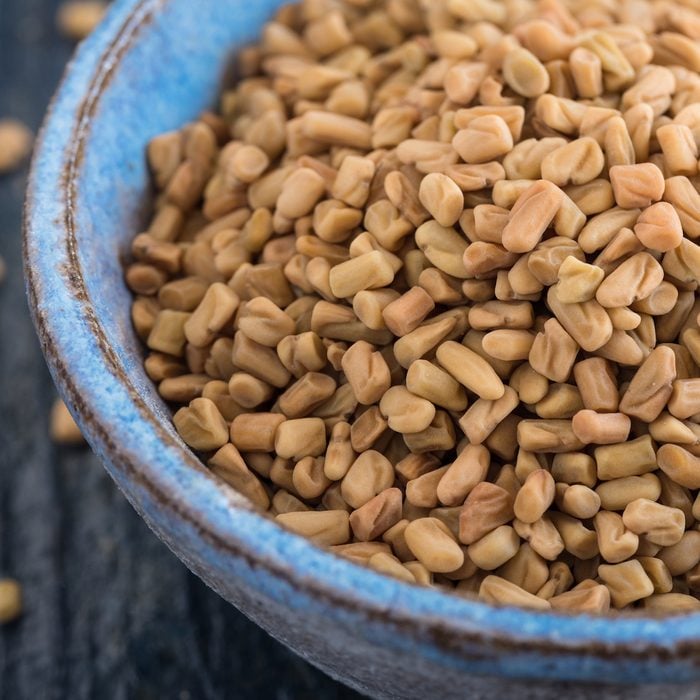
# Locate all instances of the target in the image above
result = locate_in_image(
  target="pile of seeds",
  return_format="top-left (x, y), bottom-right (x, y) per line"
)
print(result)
top-left (128, 0), bottom-right (700, 613)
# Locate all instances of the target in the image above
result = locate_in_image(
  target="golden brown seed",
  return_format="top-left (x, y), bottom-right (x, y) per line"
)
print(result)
top-left (501, 180), bottom-right (564, 254)
top-left (502, 48), bottom-right (550, 98)
top-left (56, 0), bottom-right (106, 40)
top-left (0, 119), bottom-right (33, 173)
top-left (549, 512), bottom-right (598, 560)
top-left (595, 435), bottom-right (657, 481)
top-left (598, 560), bottom-right (654, 608)
top-left (550, 583), bottom-right (610, 614)
top-left (341, 341), bottom-right (391, 406)
top-left (276, 167), bottom-right (326, 219)
top-left (341, 451), bottom-right (394, 509)
top-left (664, 176), bottom-right (700, 239)
top-left (328, 251), bottom-right (395, 298)
top-left (571, 410), bottom-right (631, 446)
top-left (418, 174), bottom-right (464, 227)
top-left (452, 115), bottom-right (514, 164)
top-left (668, 379), bottom-right (700, 420)
top-left (332, 156), bottom-right (375, 208)
top-left (514, 469), bottom-right (555, 524)
top-left (436, 444), bottom-right (490, 508)
top-left (594, 511), bottom-right (639, 564)
top-left (618, 346), bottom-right (676, 421)
top-left (349, 488), bottom-right (403, 542)
top-left (379, 386), bottom-right (436, 435)
top-left (622, 499), bottom-right (685, 547)
top-left (209, 444), bottom-right (270, 510)
top-left (404, 517), bottom-right (465, 574)
top-left (173, 397), bottom-right (229, 451)
top-left (382, 287), bottom-right (435, 337)
top-left (275, 418), bottom-right (326, 460)
top-left (656, 123), bottom-right (698, 176)
top-left (50, 398), bottom-right (84, 445)
top-left (468, 525), bottom-right (520, 571)
top-left (528, 318), bottom-right (578, 383)
top-left (183, 283), bottom-right (239, 348)
top-left (459, 482), bottom-right (514, 545)
top-left (458, 387), bottom-right (519, 445)
top-left (658, 530), bottom-right (700, 576)
top-left (406, 360), bottom-right (468, 412)
top-left (276, 510), bottom-right (350, 546)
top-left (555, 257), bottom-right (604, 304)
top-left (657, 444), bottom-right (700, 490)
top-left (609, 164), bottom-right (665, 210)
top-left (444, 62), bottom-right (489, 104)
top-left (546, 287), bottom-right (612, 353)
top-left (557, 484), bottom-right (601, 520)
top-left (551, 452), bottom-right (597, 488)
top-left (436, 341), bottom-right (505, 401)
top-left (301, 111), bottom-right (372, 150)
top-left (633, 202), bottom-right (684, 253)
top-left (517, 419), bottom-right (584, 454)
top-left (230, 413), bottom-right (285, 453)
top-left (479, 575), bottom-right (551, 610)
top-left (541, 137), bottom-right (605, 187)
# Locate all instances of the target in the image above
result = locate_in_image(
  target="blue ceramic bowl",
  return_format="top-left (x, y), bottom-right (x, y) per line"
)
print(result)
top-left (23, 1), bottom-right (700, 697)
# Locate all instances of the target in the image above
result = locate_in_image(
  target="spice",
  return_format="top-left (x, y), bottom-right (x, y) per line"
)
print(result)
top-left (0, 579), bottom-right (22, 624)
top-left (0, 119), bottom-right (33, 174)
top-left (127, 0), bottom-right (700, 613)
top-left (56, 1), bottom-right (107, 40)
top-left (50, 398), bottom-right (85, 445)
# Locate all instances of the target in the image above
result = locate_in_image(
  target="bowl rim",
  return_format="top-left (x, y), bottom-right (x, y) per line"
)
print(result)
top-left (23, 0), bottom-right (700, 669)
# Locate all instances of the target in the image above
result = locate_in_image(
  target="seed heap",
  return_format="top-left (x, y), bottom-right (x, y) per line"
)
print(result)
top-left (128, 0), bottom-right (700, 613)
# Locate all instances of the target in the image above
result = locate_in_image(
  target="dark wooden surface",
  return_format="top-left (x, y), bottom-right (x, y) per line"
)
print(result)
top-left (0, 1), bottom-right (361, 697)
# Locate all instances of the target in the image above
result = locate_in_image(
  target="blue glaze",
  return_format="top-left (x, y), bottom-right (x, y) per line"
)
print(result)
top-left (23, 0), bottom-right (700, 696)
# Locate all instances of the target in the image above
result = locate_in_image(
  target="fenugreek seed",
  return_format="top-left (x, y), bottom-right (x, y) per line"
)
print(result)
top-left (183, 283), bottom-right (238, 348)
top-left (528, 318), bottom-right (578, 383)
top-left (479, 575), bottom-right (551, 610)
top-left (209, 444), bottom-right (269, 509)
top-left (595, 434), bottom-right (657, 481)
top-left (173, 397), bottom-right (228, 452)
top-left (50, 398), bottom-right (84, 445)
top-left (452, 115), bottom-right (514, 164)
top-left (514, 470), bottom-right (555, 524)
top-left (550, 583), bottom-right (610, 614)
top-left (436, 341), bottom-right (504, 401)
top-left (418, 174), bottom-right (464, 228)
top-left (622, 499), bottom-right (685, 547)
top-left (379, 386), bottom-right (435, 435)
top-left (444, 61), bottom-right (489, 104)
top-left (230, 413), bottom-right (285, 453)
top-left (328, 251), bottom-right (395, 299)
top-left (349, 488), bottom-right (403, 542)
top-left (331, 156), bottom-right (375, 208)
top-left (517, 419), bottom-right (584, 454)
top-left (664, 176), bottom-right (700, 239)
top-left (594, 511), bottom-right (639, 564)
top-left (341, 451), bottom-right (394, 510)
top-left (301, 111), bottom-right (372, 150)
top-left (554, 256), bottom-right (604, 304)
top-left (657, 444), bottom-right (700, 490)
top-left (341, 341), bottom-right (391, 406)
top-left (656, 123), bottom-right (698, 176)
top-left (599, 560), bottom-right (654, 608)
top-left (274, 418), bottom-right (326, 460)
top-left (381, 288), bottom-right (435, 338)
top-left (618, 345), bottom-right (676, 421)
top-left (501, 180), bottom-right (564, 254)
top-left (56, 0), bottom-right (106, 39)
top-left (546, 287), bottom-right (612, 352)
top-left (633, 202), bottom-right (684, 253)
top-left (276, 510), bottom-right (350, 546)
top-left (468, 525), bottom-right (520, 571)
top-left (571, 410), bottom-right (631, 446)
top-left (404, 517), bottom-right (464, 574)
top-left (458, 386), bottom-right (519, 445)
top-left (502, 48), bottom-right (550, 98)
top-left (549, 512), bottom-right (598, 560)
top-left (541, 137), bottom-right (605, 187)
top-left (609, 163), bottom-right (665, 210)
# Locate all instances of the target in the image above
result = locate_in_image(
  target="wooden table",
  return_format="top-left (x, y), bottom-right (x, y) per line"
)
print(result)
top-left (0, 1), bottom-right (359, 696)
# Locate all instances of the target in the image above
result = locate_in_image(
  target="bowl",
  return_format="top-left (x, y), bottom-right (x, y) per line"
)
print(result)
top-left (23, 0), bottom-right (700, 697)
